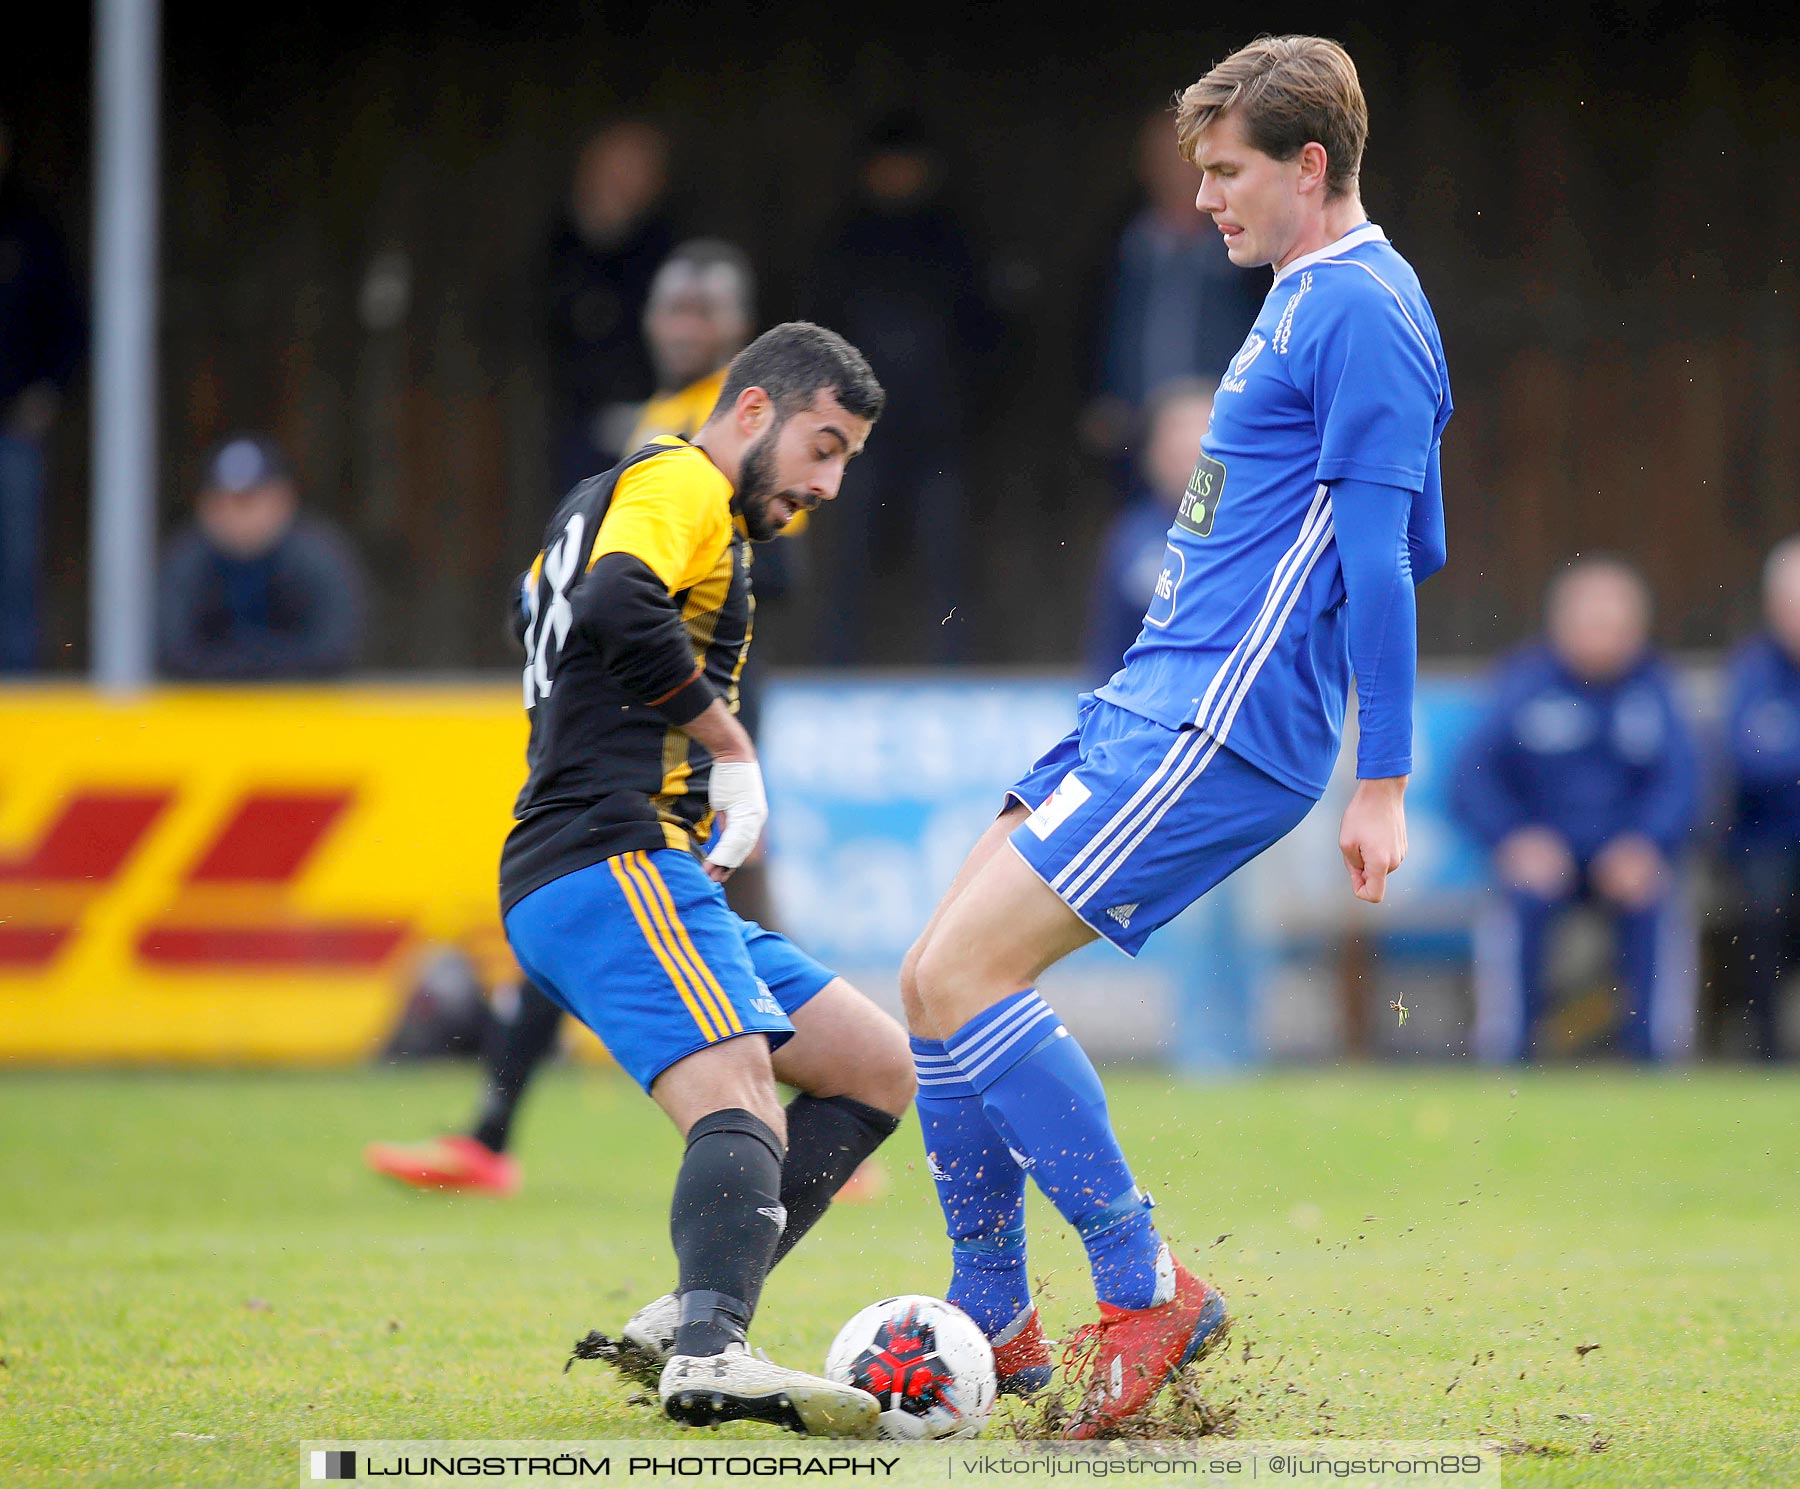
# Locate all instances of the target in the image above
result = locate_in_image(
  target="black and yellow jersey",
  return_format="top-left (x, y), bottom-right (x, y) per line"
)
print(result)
top-left (500, 436), bottom-right (753, 912)
top-left (628, 367), bottom-right (809, 538)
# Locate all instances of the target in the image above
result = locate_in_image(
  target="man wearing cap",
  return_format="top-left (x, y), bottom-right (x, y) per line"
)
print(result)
top-left (156, 435), bottom-right (366, 679)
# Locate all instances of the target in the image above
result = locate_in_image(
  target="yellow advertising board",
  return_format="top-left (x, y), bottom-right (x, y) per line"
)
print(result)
top-left (0, 684), bottom-right (582, 1064)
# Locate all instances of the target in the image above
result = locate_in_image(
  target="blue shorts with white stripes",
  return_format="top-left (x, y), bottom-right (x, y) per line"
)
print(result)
top-left (1006, 694), bottom-right (1316, 955)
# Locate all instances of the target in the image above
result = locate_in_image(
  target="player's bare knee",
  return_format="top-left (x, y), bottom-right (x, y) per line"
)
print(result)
top-left (828, 997), bottom-right (916, 1114)
top-left (898, 939), bottom-right (932, 1033)
top-left (729, 1042), bottom-right (786, 1135)
top-left (911, 937), bottom-right (982, 1028)
top-left (721, 1080), bottom-right (786, 1143)
top-left (852, 1024), bottom-right (917, 1116)
top-left (656, 1035), bottom-right (786, 1140)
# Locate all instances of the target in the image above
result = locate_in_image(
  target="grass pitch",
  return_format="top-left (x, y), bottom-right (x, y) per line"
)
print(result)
top-left (2, 1065), bottom-right (1796, 1487)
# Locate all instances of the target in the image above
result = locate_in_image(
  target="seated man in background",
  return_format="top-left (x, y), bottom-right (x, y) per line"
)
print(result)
top-left (1451, 557), bottom-right (1700, 1062)
top-left (1723, 534), bottom-right (1800, 1059)
top-left (1083, 378), bottom-right (1215, 683)
top-left (157, 435), bottom-right (365, 680)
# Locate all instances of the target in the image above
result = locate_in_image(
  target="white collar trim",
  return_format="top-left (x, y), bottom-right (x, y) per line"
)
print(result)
top-left (1272, 222), bottom-right (1387, 284)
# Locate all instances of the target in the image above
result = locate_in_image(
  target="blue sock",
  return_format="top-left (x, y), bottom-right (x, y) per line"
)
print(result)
top-left (911, 1035), bottom-right (1032, 1338)
top-left (945, 991), bottom-right (1169, 1311)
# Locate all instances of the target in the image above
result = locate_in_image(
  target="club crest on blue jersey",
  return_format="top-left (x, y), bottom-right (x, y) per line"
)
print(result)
top-left (1219, 333), bottom-right (1266, 395)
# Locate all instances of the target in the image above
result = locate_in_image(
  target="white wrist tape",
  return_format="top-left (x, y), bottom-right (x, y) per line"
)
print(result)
top-left (706, 759), bottom-right (768, 871)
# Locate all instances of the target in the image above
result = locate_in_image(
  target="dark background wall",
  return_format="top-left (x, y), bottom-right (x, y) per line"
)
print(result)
top-left (8, 0), bottom-right (1799, 670)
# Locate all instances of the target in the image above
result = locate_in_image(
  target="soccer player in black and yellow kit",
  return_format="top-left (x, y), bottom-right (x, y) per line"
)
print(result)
top-left (369, 242), bottom-right (774, 1197)
top-left (505, 324), bottom-right (905, 1435)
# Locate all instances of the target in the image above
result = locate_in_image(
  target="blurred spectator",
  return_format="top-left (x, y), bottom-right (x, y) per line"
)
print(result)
top-left (157, 435), bottom-right (366, 679)
top-left (0, 117), bottom-right (85, 673)
top-left (1084, 378), bottom-right (1214, 682)
top-left (1451, 558), bottom-right (1701, 1062)
top-left (808, 110), bottom-right (997, 664)
top-left (1722, 535), bottom-right (1800, 1059)
top-left (544, 122), bottom-right (676, 493)
top-left (627, 239), bottom-right (754, 448)
top-left (1080, 111), bottom-right (1264, 458)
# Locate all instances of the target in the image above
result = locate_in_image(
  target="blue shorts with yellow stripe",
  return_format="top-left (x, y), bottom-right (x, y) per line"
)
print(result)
top-left (503, 847), bottom-right (835, 1092)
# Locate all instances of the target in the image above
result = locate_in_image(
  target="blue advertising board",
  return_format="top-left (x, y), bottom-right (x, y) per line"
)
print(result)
top-left (758, 665), bottom-right (1730, 1065)
top-left (761, 677), bottom-right (1256, 1070)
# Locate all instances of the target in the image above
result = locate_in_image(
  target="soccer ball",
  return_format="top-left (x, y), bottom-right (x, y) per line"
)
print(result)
top-left (824, 1295), bottom-right (997, 1440)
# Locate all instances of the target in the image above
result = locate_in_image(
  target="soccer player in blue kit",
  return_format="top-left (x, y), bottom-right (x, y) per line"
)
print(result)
top-left (903, 36), bottom-right (1453, 1437)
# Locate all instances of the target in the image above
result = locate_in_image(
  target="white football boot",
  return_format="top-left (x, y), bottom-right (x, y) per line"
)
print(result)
top-left (621, 1292), bottom-right (680, 1363)
top-left (660, 1344), bottom-right (879, 1437)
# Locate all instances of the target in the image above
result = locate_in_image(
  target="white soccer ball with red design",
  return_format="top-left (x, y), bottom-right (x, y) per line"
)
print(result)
top-left (824, 1296), bottom-right (1000, 1447)
top-left (824, 1295), bottom-right (997, 1440)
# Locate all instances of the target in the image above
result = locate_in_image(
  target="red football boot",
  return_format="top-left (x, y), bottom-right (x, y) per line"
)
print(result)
top-left (1060, 1258), bottom-right (1229, 1439)
top-left (365, 1135), bottom-right (521, 1196)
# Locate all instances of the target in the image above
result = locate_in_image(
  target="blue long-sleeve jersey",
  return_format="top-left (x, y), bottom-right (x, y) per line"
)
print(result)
top-left (1450, 645), bottom-right (1700, 859)
top-left (1096, 224), bottom-right (1451, 794)
top-left (1725, 634), bottom-right (1800, 849)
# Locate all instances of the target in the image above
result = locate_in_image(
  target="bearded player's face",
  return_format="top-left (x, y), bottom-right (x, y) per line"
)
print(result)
top-left (735, 390), bottom-right (870, 541)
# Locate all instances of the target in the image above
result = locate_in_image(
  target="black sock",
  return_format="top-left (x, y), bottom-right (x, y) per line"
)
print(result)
top-left (471, 982), bottom-right (564, 1154)
top-left (770, 1093), bottom-right (901, 1269)
top-left (670, 1108), bottom-right (787, 1357)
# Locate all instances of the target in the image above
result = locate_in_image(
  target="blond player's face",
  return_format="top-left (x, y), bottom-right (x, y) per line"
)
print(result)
top-left (1191, 111), bottom-right (1305, 271)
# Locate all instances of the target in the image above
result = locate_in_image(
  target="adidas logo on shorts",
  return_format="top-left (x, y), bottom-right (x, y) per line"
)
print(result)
top-left (1105, 903), bottom-right (1140, 928)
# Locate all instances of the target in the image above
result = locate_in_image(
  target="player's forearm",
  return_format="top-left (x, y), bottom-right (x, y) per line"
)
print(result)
top-left (1353, 774), bottom-right (1409, 802)
top-left (1334, 477), bottom-right (1419, 779)
top-left (683, 698), bottom-right (757, 765)
top-left (583, 552), bottom-right (718, 724)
